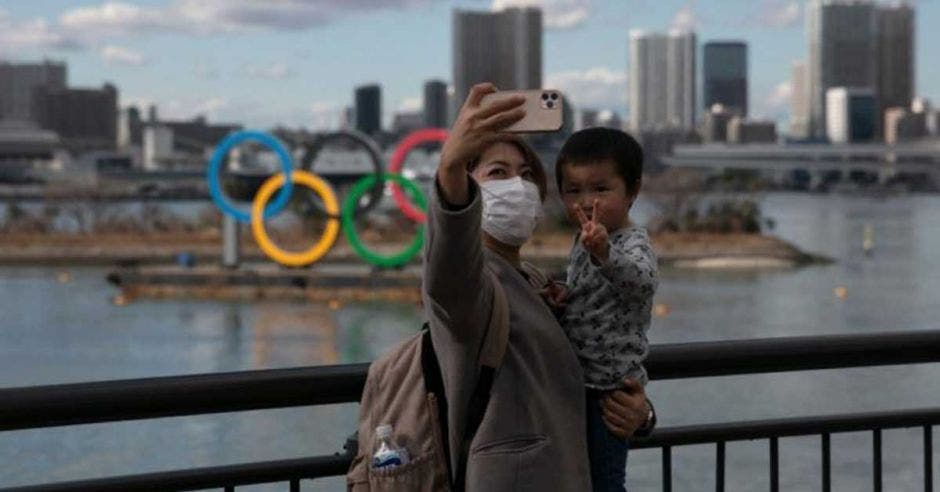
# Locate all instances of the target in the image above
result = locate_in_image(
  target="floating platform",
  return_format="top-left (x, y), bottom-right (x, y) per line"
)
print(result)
top-left (106, 263), bottom-right (425, 304)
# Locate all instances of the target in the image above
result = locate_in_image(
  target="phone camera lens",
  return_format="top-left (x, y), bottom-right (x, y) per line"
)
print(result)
top-left (541, 93), bottom-right (549, 101)
top-left (550, 93), bottom-right (558, 100)
top-left (546, 100), bottom-right (555, 109)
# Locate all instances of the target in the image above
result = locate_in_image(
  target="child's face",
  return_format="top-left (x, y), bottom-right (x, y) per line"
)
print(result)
top-left (560, 159), bottom-right (636, 233)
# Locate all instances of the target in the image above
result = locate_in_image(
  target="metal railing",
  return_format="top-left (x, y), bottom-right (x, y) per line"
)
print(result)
top-left (2, 330), bottom-right (939, 491)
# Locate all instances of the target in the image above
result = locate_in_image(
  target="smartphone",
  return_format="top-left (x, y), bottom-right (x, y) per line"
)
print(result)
top-left (480, 89), bottom-right (564, 133)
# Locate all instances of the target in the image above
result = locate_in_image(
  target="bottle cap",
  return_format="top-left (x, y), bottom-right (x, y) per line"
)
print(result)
top-left (376, 424), bottom-right (393, 439)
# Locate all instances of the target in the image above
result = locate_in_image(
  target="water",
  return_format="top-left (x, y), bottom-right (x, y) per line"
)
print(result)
top-left (1, 192), bottom-right (939, 490)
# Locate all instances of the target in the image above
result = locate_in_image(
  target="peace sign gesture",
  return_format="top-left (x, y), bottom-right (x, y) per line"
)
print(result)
top-left (574, 199), bottom-right (610, 263)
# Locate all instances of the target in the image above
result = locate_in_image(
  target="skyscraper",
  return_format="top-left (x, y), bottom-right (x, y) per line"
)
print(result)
top-left (790, 61), bottom-right (811, 139)
top-left (703, 41), bottom-right (747, 116)
top-left (354, 84), bottom-right (381, 136)
top-left (452, 7), bottom-right (542, 111)
top-left (876, 4), bottom-right (915, 123)
top-left (807, 0), bottom-right (878, 140)
top-left (629, 30), bottom-right (696, 131)
top-left (0, 61), bottom-right (67, 123)
top-left (423, 80), bottom-right (448, 128)
top-left (666, 30), bottom-right (697, 129)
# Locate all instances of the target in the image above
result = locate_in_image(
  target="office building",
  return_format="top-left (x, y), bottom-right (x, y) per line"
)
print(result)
top-left (790, 61), bottom-right (811, 139)
top-left (0, 61), bottom-right (67, 123)
top-left (703, 41), bottom-right (748, 116)
top-left (807, 0), bottom-right (877, 139)
top-left (32, 83), bottom-right (118, 151)
top-left (423, 80), bottom-right (448, 128)
top-left (884, 107), bottom-right (926, 144)
top-left (728, 117), bottom-right (777, 144)
top-left (826, 87), bottom-right (876, 143)
top-left (876, 4), bottom-right (915, 124)
top-left (354, 84), bottom-right (382, 136)
top-left (630, 30), bottom-right (696, 131)
top-left (452, 7), bottom-right (542, 113)
top-left (703, 104), bottom-right (734, 143)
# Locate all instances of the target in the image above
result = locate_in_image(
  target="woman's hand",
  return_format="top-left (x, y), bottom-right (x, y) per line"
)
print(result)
top-left (437, 83), bottom-right (526, 206)
top-left (601, 378), bottom-right (651, 439)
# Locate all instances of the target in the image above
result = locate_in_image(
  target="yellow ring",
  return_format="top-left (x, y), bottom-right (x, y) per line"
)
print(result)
top-left (251, 170), bottom-right (340, 267)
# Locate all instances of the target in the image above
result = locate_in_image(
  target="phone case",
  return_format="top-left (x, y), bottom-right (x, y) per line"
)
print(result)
top-left (480, 89), bottom-right (564, 133)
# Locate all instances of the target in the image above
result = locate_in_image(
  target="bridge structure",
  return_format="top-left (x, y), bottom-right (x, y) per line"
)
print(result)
top-left (662, 141), bottom-right (940, 188)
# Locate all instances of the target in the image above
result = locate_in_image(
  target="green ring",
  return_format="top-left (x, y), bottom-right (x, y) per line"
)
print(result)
top-left (342, 174), bottom-right (426, 268)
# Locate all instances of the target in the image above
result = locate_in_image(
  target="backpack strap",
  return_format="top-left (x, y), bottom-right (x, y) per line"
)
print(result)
top-left (454, 268), bottom-right (510, 491)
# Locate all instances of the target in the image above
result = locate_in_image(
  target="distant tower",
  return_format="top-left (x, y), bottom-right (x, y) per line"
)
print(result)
top-left (354, 84), bottom-right (382, 136)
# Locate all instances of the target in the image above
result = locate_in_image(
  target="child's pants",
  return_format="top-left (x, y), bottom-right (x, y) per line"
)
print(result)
top-left (586, 388), bottom-right (630, 492)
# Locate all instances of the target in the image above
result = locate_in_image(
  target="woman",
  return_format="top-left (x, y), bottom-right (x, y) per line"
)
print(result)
top-left (423, 83), bottom-right (653, 491)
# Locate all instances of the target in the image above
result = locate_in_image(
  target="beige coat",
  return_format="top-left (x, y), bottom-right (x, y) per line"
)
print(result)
top-left (422, 180), bottom-right (591, 491)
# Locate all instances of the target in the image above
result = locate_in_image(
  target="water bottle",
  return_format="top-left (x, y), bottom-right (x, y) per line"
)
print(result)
top-left (372, 424), bottom-right (410, 470)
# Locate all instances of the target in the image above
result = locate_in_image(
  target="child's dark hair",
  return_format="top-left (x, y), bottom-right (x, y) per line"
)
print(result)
top-left (555, 127), bottom-right (644, 193)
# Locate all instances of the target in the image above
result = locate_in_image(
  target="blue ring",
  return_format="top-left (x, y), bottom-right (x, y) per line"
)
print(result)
top-left (207, 130), bottom-right (294, 223)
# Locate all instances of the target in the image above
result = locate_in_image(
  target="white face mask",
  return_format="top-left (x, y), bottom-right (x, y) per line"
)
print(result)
top-left (479, 177), bottom-right (542, 247)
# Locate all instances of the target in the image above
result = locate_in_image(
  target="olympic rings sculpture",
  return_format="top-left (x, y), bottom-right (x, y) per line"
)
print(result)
top-left (207, 128), bottom-right (446, 268)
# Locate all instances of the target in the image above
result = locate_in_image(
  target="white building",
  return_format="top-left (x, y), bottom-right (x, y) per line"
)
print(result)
top-left (629, 29), bottom-right (696, 131)
top-left (826, 87), bottom-right (877, 143)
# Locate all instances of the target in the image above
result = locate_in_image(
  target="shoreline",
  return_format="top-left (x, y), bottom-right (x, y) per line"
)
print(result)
top-left (0, 231), bottom-right (830, 269)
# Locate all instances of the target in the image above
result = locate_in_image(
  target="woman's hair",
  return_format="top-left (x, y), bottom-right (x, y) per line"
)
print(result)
top-left (467, 134), bottom-right (548, 201)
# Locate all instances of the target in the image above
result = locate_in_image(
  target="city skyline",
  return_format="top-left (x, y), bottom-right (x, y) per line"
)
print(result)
top-left (1, 0), bottom-right (938, 130)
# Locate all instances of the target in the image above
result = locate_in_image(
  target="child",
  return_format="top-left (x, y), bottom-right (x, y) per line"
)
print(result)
top-left (554, 127), bottom-right (658, 492)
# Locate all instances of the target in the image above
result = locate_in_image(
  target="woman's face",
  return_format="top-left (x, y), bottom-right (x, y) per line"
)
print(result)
top-left (471, 142), bottom-right (537, 186)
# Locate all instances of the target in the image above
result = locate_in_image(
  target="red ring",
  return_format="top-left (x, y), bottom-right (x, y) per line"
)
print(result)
top-left (389, 128), bottom-right (448, 223)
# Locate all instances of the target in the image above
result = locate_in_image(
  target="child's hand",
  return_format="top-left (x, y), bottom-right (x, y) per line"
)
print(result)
top-left (539, 280), bottom-right (568, 317)
top-left (574, 199), bottom-right (609, 263)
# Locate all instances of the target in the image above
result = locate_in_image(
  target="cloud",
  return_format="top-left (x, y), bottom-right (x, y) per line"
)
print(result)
top-left (754, 80), bottom-right (792, 120)
top-left (754, 0), bottom-right (801, 29)
top-left (100, 44), bottom-right (147, 66)
top-left (670, 2), bottom-right (697, 32)
top-left (159, 96), bottom-right (232, 121)
top-left (546, 67), bottom-right (627, 110)
top-left (491, 0), bottom-right (591, 29)
top-left (397, 97), bottom-right (422, 113)
top-left (0, 9), bottom-right (82, 51)
top-left (243, 62), bottom-right (294, 80)
top-left (309, 101), bottom-right (345, 130)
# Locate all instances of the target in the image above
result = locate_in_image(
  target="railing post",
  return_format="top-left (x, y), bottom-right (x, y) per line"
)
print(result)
top-left (290, 478), bottom-right (300, 492)
top-left (663, 445), bottom-right (672, 492)
top-left (716, 441), bottom-right (725, 492)
top-left (873, 429), bottom-right (882, 492)
top-left (770, 437), bottom-right (779, 492)
top-left (927, 426), bottom-right (934, 492)
top-left (822, 433), bottom-right (831, 492)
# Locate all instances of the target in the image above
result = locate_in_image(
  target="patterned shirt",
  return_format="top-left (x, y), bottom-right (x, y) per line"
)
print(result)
top-left (560, 226), bottom-right (658, 390)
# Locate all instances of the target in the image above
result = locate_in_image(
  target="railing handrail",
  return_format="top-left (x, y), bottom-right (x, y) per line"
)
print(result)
top-left (2, 330), bottom-right (939, 432)
top-left (4, 407), bottom-right (938, 492)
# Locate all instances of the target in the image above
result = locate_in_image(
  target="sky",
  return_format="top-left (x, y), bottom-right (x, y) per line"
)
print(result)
top-left (1, 0), bottom-right (936, 130)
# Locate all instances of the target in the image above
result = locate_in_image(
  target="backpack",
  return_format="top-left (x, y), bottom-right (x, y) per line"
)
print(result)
top-left (346, 269), bottom-right (510, 491)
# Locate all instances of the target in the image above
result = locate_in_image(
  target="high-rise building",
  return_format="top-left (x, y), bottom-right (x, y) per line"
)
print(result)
top-left (884, 107), bottom-right (926, 144)
top-left (354, 84), bottom-right (382, 136)
top-left (32, 83), bottom-right (118, 151)
top-left (630, 31), bottom-right (668, 131)
top-left (876, 4), bottom-right (915, 126)
top-left (630, 30), bottom-right (696, 131)
top-left (703, 41), bottom-right (748, 116)
top-left (807, 0), bottom-right (878, 140)
top-left (423, 80), bottom-right (448, 128)
top-left (790, 61), bottom-right (811, 139)
top-left (826, 87), bottom-right (876, 143)
top-left (452, 7), bottom-right (542, 112)
top-left (666, 30), bottom-right (697, 129)
top-left (0, 61), bottom-right (67, 123)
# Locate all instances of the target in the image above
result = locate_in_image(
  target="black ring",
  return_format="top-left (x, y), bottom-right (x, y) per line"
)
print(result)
top-left (292, 130), bottom-right (386, 220)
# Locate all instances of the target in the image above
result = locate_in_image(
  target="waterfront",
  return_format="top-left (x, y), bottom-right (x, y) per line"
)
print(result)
top-left (2, 192), bottom-right (940, 490)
